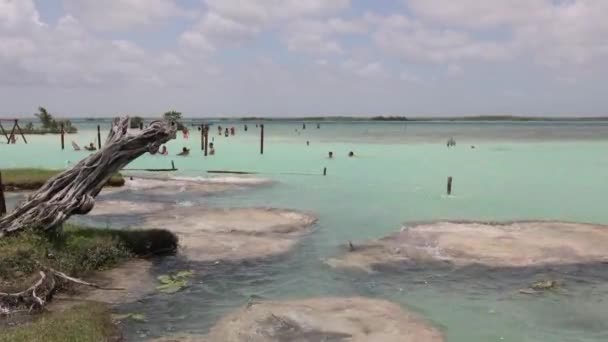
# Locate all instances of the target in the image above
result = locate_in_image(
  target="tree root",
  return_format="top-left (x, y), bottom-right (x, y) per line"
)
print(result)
top-left (0, 264), bottom-right (124, 315)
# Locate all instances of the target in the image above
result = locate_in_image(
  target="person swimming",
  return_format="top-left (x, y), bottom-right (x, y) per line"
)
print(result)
top-left (328, 151), bottom-right (334, 158)
top-left (348, 151), bottom-right (354, 157)
top-left (177, 147), bottom-right (190, 156)
top-left (84, 142), bottom-right (96, 151)
top-left (160, 145), bottom-right (168, 155)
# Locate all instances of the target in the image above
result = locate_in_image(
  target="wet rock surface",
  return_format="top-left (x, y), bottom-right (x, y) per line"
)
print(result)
top-left (150, 297), bottom-right (444, 342)
top-left (104, 176), bottom-right (272, 197)
top-left (327, 221), bottom-right (608, 272)
top-left (142, 207), bottom-right (317, 262)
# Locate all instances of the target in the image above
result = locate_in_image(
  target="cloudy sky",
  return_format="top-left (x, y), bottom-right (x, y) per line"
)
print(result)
top-left (1, 0), bottom-right (607, 117)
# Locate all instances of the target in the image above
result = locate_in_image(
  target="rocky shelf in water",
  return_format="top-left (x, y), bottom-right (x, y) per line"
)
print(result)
top-left (84, 176), bottom-right (318, 262)
top-left (327, 221), bottom-right (608, 272)
top-left (150, 297), bottom-right (444, 342)
top-left (142, 207), bottom-right (317, 262)
top-left (103, 175), bottom-right (273, 196)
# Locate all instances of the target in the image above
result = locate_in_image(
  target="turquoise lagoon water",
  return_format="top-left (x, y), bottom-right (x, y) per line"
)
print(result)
top-left (2, 121), bottom-right (608, 341)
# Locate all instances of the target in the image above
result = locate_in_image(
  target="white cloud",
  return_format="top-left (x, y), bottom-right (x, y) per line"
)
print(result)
top-left (286, 33), bottom-right (343, 54)
top-left (404, 0), bottom-right (608, 67)
top-left (406, 0), bottom-right (546, 28)
top-left (62, 0), bottom-right (186, 31)
top-left (0, 0), bottom-right (44, 31)
top-left (283, 17), bottom-right (367, 55)
top-left (180, 11), bottom-right (259, 50)
top-left (341, 59), bottom-right (387, 79)
top-left (372, 14), bottom-right (512, 64)
top-left (446, 64), bottom-right (464, 78)
top-left (399, 70), bottom-right (423, 83)
top-left (0, 1), bottom-right (178, 88)
top-left (204, 0), bottom-right (350, 25)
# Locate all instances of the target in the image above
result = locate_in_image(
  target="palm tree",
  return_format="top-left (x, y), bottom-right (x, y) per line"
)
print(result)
top-left (35, 107), bottom-right (54, 128)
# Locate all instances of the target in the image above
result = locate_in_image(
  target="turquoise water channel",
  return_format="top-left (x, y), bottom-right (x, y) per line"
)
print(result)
top-left (2, 121), bottom-right (608, 341)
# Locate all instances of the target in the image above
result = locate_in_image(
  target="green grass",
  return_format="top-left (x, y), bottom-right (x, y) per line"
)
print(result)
top-left (0, 303), bottom-right (118, 342)
top-left (0, 169), bottom-right (125, 191)
top-left (0, 224), bottom-right (177, 292)
top-left (0, 225), bottom-right (177, 342)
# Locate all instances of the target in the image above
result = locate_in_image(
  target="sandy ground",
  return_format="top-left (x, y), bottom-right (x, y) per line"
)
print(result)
top-left (327, 221), bottom-right (608, 272)
top-left (51, 259), bottom-right (155, 310)
top-left (142, 207), bottom-right (317, 262)
top-left (149, 297), bottom-right (444, 342)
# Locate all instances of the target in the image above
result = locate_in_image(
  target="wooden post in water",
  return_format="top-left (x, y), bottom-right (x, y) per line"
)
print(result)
top-left (201, 125), bottom-right (205, 151)
top-left (204, 125), bottom-right (209, 156)
top-left (97, 125), bottom-right (101, 149)
top-left (447, 176), bottom-right (453, 195)
top-left (260, 124), bottom-right (264, 155)
top-left (0, 171), bottom-right (6, 216)
top-left (60, 123), bottom-right (65, 150)
top-left (171, 160), bottom-right (175, 170)
top-left (15, 120), bottom-right (27, 144)
top-left (323, 167), bottom-right (327, 176)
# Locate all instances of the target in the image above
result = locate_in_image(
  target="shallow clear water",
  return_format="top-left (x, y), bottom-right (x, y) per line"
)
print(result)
top-left (2, 121), bottom-right (608, 341)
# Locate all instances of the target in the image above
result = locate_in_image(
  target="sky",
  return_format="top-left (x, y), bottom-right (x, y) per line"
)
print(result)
top-left (0, 0), bottom-right (607, 118)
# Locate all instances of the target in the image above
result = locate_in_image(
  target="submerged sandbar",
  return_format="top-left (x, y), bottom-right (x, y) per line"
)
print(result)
top-left (328, 221), bottom-right (608, 272)
top-left (152, 297), bottom-right (444, 342)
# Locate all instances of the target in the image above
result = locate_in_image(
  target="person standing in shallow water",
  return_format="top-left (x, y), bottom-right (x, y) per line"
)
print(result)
top-left (328, 151), bottom-right (333, 158)
top-left (177, 147), bottom-right (190, 156)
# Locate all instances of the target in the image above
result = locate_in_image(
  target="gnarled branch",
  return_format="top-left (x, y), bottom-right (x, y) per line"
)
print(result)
top-left (0, 117), bottom-right (176, 237)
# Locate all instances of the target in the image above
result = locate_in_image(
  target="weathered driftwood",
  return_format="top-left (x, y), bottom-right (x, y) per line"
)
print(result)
top-left (0, 117), bottom-right (176, 238)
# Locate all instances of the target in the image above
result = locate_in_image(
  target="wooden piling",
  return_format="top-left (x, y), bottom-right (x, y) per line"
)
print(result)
top-left (201, 125), bottom-right (204, 151)
top-left (0, 171), bottom-right (6, 216)
top-left (260, 124), bottom-right (264, 155)
top-left (15, 120), bottom-right (27, 144)
top-left (61, 123), bottom-right (65, 150)
top-left (204, 125), bottom-right (209, 156)
top-left (97, 125), bottom-right (101, 149)
top-left (171, 160), bottom-right (175, 170)
top-left (447, 176), bottom-right (453, 195)
top-left (323, 167), bottom-right (327, 176)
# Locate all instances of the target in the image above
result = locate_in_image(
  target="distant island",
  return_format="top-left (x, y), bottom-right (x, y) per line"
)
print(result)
top-left (36, 115), bottom-right (608, 123)
top-left (200, 115), bottom-right (608, 122)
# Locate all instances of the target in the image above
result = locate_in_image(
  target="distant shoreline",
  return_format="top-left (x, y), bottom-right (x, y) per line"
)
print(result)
top-left (8, 115), bottom-right (608, 123)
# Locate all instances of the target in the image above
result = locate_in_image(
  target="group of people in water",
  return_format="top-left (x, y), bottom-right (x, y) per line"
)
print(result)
top-left (328, 151), bottom-right (355, 158)
top-left (216, 125), bottom-right (236, 137)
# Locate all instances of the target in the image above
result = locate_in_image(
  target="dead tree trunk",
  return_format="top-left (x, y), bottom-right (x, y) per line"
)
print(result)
top-left (0, 117), bottom-right (176, 238)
